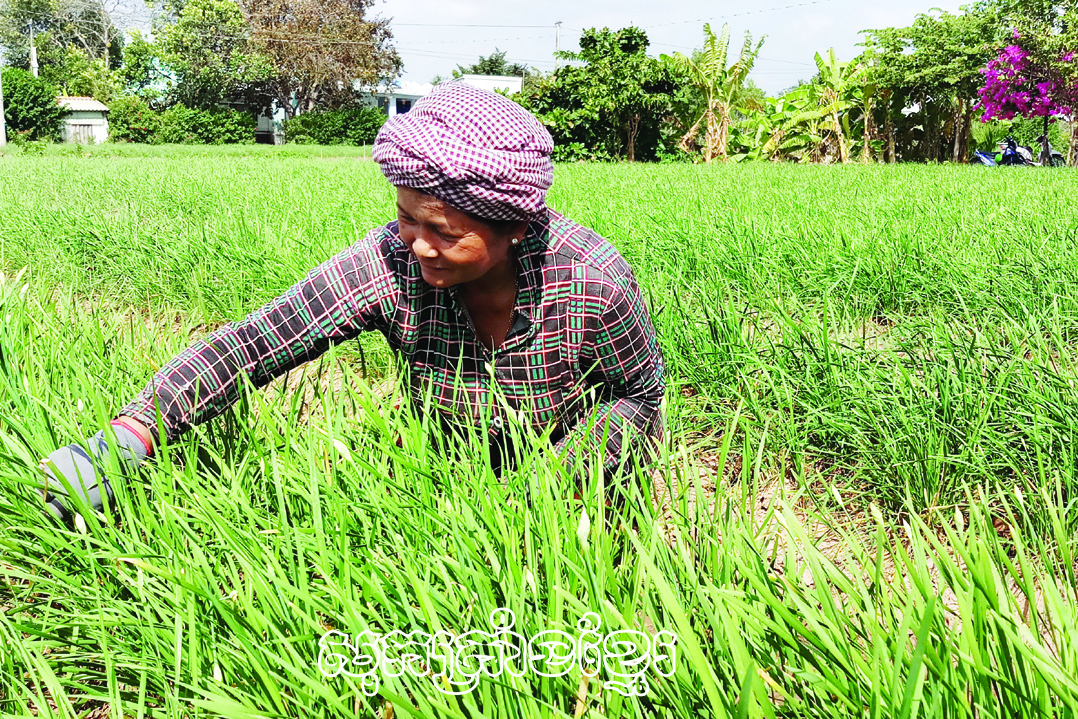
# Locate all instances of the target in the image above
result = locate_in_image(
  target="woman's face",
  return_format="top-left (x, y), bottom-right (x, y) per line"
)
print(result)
top-left (395, 186), bottom-right (523, 289)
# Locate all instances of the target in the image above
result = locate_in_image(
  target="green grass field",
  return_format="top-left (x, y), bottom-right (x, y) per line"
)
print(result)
top-left (1, 149), bottom-right (1078, 718)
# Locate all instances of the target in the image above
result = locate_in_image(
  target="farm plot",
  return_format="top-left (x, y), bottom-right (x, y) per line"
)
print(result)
top-left (1, 151), bottom-right (1078, 718)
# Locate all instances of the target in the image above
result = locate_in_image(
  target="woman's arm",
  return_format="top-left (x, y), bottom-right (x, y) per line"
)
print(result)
top-left (38, 232), bottom-right (401, 526)
top-left (555, 268), bottom-right (665, 476)
top-left (119, 231), bottom-right (400, 444)
top-left (111, 415), bottom-right (155, 455)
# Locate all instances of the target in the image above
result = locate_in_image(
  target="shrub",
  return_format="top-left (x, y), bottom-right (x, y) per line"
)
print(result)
top-left (551, 142), bottom-right (609, 162)
top-left (0, 68), bottom-right (67, 142)
top-left (108, 96), bottom-right (161, 143)
top-left (154, 105), bottom-right (202, 144)
top-left (283, 107), bottom-right (386, 146)
top-left (9, 130), bottom-right (48, 155)
top-left (154, 106), bottom-right (256, 144)
top-left (200, 108), bottom-right (257, 145)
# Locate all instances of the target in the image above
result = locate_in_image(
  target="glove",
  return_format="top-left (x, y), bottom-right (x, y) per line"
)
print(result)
top-left (40, 423), bottom-right (149, 527)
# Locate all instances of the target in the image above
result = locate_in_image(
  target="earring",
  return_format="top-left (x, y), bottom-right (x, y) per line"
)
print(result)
top-left (511, 238), bottom-right (520, 245)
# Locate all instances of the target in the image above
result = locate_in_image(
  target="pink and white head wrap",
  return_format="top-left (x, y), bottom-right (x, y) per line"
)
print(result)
top-left (372, 81), bottom-right (554, 221)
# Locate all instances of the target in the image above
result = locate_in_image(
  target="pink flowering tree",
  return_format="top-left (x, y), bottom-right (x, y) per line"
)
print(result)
top-left (975, 32), bottom-right (1078, 163)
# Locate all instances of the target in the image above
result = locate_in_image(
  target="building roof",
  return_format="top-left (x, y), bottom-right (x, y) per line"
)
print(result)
top-left (58, 96), bottom-right (109, 113)
top-left (458, 74), bottom-right (523, 94)
top-left (359, 80), bottom-right (434, 98)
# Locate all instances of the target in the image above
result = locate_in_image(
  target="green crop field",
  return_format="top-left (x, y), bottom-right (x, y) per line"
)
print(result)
top-left (1, 147), bottom-right (1078, 718)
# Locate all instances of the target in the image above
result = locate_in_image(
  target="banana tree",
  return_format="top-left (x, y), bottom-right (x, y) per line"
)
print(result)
top-left (856, 75), bottom-right (879, 162)
top-left (757, 49), bottom-right (872, 164)
top-left (662, 23), bottom-right (765, 162)
top-left (758, 87), bottom-right (831, 163)
top-left (809, 48), bottom-right (864, 164)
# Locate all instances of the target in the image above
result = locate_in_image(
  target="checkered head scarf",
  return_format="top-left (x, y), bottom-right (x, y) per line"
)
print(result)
top-left (373, 81), bottom-right (554, 221)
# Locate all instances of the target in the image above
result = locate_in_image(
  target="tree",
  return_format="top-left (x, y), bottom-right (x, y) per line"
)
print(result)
top-left (239, 0), bottom-right (401, 117)
top-left (756, 87), bottom-right (832, 163)
top-left (159, 0), bottom-right (274, 111)
top-left (0, 0), bottom-right (131, 69)
top-left (44, 44), bottom-right (122, 101)
top-left (976, 0), bottom-right (1078, 162)
top-left (119, 29), bottom-right (165, 98)
top-left (976, 0), bottom-right (1077, 29)
top-left (453, 48), bottom-right (529, 78)
top-left (517, 27), bottom-right (676, 162)
top-left (908, 10), bottom-right (1001, 161)
top-left (52, 0), bottom-right (128, 68)
top-left (859, 27), bottom-right (905, 162)
top-left (975, 36), bottom-right (1078, 162)
top-left (861, 8), bottom-right (1000, 162)
top-left (663, 23), bottom-right (764, 162)
top-left (0, 66), bottom-right (68, 140)
top-left (0, 0), bottom-right (132, 124)
top-left (804, 48), bottom-right (862, 163)
top-left (754, 76), bottom-right (860, 164)
top-left (0, 0), bottom-right (50, 65)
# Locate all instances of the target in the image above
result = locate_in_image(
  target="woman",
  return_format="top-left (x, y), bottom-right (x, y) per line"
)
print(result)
top-left (39, 82), bottom-right (665, 527)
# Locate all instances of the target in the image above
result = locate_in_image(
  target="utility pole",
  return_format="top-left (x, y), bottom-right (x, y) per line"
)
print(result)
top-left (555, 21), bottom-right (562, 70)
top-left (0, 48), bottom-right (7, 147)
top-left (29, 26), bottom-right (39, 78)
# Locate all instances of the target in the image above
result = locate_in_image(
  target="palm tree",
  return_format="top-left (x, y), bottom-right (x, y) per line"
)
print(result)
top-left (664, 24), bottom-right (765, 162)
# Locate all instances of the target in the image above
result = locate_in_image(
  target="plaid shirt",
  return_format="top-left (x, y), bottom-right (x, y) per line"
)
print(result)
top-left (120, 208), bottom-right (665, 472)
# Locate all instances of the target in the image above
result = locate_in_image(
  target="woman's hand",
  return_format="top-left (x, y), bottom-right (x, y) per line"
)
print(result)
top-left (40, 419), bottom-right (153, 528)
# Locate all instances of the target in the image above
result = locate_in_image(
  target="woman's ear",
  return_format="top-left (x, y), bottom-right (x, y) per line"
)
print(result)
top-left (510, 220), bottom-right (529, 245)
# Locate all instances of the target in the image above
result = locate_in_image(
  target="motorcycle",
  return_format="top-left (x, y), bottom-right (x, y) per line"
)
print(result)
top-left (998, 137), bottom-right (1035, 166)
top-left (970, 136), bottom-right (1065, 167)
top-left (1035, 134), bottom-right (1067, 167)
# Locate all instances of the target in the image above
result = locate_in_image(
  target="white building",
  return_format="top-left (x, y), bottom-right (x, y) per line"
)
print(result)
top-left (361, 75), bottom-right (524, 117)
top-left (255, 108), bottom-right (287, 145)
top-left (359, 80), bottom-right (434, 117)
top-left (58, 96), bottom-right (109, 143)
top-left (456, 74), bottom-right (523, 96)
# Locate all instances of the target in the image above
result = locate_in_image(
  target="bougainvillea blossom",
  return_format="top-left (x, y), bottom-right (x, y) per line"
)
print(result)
top-left (975, 38), bottom-right (1078, 122)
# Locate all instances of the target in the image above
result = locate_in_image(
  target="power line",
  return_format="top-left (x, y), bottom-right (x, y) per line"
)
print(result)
top-left (1, 9), bottom-right (547, 45)
top-left (138, 29), bottom-right (553, 65)
top-left (757, 56), bottom-right (816, 66)
top-left (395, 34), bottom-right (550, 46)
top-left (1, 7), bottom-right (836, 77)
top-left (643, 0), bottom-right (836, 29)
top-left (399, 46), bottom-right (554, 67)
top-left (0, 17), bottom-right (553, 70)
top-left (648, 40), bottom-right (815, 67)
top-left (393, 23), bottom-right (552, 28)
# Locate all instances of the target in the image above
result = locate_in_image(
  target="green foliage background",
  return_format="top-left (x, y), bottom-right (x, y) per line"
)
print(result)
top-left (283, 107), bottom-right (387, 146)
top-left (107, 96), bottom-right (161, 143)
top-left (153, 106), bottom-right (257, 144)
top-left (517, 27), bottom-right (678, 162)
top-left (0, 67), bottom-right (67, 141)
top-left (1, 153), bottom-right (1078, 717)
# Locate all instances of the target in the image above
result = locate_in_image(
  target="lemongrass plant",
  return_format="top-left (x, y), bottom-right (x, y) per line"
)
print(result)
top-left (2, 153), bottom-right (1078, 717)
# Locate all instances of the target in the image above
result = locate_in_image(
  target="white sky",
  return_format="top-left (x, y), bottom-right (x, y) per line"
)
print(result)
top-left (381, 0), bottom-right (968, 94)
